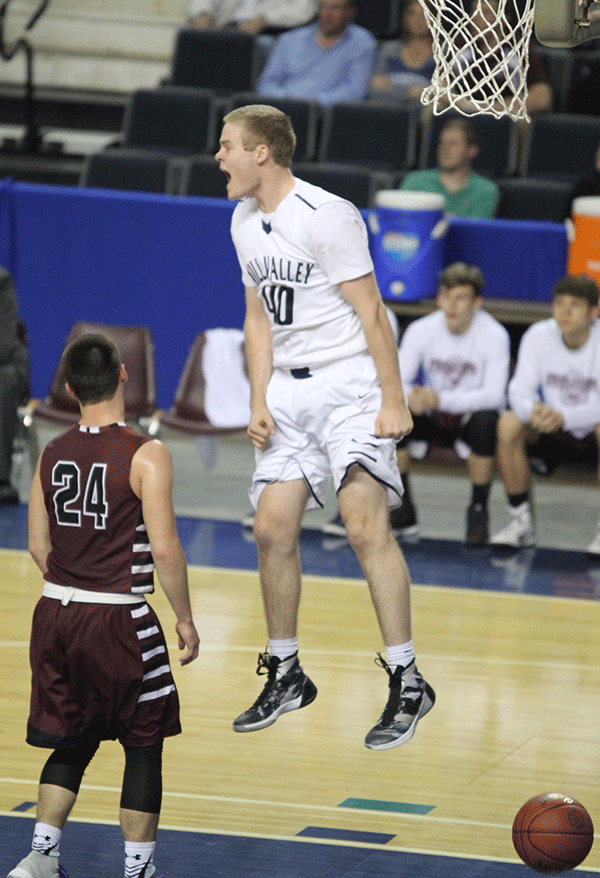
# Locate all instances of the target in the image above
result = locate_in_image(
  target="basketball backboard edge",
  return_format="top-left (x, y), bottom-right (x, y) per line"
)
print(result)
top-left (535, 0), bottom-right (600, 46)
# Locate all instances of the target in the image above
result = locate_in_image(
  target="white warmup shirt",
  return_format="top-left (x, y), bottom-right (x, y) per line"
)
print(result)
top-left (508, 317), bottom-right (600, 438)
top-left (398, 308), bottom-right (510, 415)
top-left (188, 0), bottom-right (316, 29)
top-left (231, 178), bottom-right (374, 369)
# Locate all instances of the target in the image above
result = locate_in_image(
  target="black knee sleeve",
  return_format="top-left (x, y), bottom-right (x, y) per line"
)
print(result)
top-left (120, 742), bottom-right (163, 814)
top-left (39, 742), bottom-right (99, 795)
top-left (463, 410), bottom-right (499, 457)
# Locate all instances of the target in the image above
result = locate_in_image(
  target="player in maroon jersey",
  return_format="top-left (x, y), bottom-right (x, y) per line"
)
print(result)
top-left (9, 333), bottom-right (199, 878)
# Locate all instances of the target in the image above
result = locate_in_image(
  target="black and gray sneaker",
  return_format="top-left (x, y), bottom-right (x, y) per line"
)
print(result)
top-left (465, 503), bottom-right (489, 545)
top-left (232, 652), bottom-right (317, 732)
top-left (389, 498), bottom-right (419, 537)
top-left (364, 655), bottom-right (435, 750)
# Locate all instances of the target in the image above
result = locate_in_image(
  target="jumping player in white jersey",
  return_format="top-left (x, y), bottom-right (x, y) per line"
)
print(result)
top-left (216, 103), bottom-right (435, 750)
top-left (491, 274), bottom-right (600, 554)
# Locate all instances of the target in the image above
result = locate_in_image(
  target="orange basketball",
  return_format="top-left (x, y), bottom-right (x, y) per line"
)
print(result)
top-left (513, 793), bottom-right (594, 873)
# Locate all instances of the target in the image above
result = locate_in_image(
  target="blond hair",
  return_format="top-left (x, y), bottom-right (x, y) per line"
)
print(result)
top-left (223, 104), bottom-right (296, 168)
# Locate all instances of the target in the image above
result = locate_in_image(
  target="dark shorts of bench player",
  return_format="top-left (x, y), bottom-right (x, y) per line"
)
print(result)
top-left (26, 596), bottom-right (181, 750)
top-left (526, 428), bottom-right (599, 477)
top-left (396, 409), bottom-right (499, 458)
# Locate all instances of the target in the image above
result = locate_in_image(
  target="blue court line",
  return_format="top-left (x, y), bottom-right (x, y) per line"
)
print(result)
top-left (2, 505), bottom-right (600, 600)
top-left (297, 827), bottom-right (395, 845)
top-left (339, 798), bottom-right (435, 815)
top-left (11, 803), bottom-right (35, 812)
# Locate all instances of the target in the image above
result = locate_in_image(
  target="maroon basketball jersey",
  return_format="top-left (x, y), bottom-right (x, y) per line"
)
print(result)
top-left (40, 422), bottom-right (155, 594)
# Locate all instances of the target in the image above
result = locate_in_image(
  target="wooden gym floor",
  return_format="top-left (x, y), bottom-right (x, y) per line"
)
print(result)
top-left (0, 497), bottom-right (599, 876)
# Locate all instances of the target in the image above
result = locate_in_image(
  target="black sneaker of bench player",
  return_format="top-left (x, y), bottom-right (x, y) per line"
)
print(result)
top-left (389, 498), bottom-right (419, 537)
top-left (465, 503), bottom-right (489, 545)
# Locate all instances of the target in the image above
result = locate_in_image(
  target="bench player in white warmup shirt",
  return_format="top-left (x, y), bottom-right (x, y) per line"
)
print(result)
top-left (216, 103), bottom-right (435, 750)
top-left (395, 263), bottom-right (510, 545)
top-left (491, 274), bottom-right (600, 554)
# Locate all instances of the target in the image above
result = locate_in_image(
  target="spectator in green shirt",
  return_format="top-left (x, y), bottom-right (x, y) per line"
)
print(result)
top-left (400, 118), bottom-right (499, 218)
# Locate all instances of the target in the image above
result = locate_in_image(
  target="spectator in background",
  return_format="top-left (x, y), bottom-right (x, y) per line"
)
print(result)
top-left (400, 118), bottom-right (499, 218)
top-left (491, 275), bottom-right (600, 554)
top-left (394, 263), bottom-right (510, 545)
top-left (370, 0), bottom-right (435, 104)
top-left (188, 0), bottom-right (317, 35)
top-left (255, 0), bottom-right (377, 106)
top-left (454, 0), bottom-right (552, 115)
top-left (0, 266), bottom-right (28, 504)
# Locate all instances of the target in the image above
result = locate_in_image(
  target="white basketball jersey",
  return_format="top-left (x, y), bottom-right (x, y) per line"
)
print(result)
top-left (231, 178), bottom-right (374, 369)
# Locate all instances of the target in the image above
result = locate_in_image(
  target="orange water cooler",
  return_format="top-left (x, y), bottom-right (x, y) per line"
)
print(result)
top-left (568, 196), bottom-right (600, 286)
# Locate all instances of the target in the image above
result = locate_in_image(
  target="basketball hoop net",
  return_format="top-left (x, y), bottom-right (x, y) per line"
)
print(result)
top-left (418, 0), bottom-right (535, 121)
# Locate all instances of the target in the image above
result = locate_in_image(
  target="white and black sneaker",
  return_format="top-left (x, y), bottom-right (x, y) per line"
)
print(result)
top-left (233, 652), bottom-right (317, 732)
top-left (321, 512), bottom-right (346, 537)
top-left (490, 501), bottom-right (536, 548)
top-left (364, 655), bottom-right (435, 750)
top-left (8, 852), bottom-right (69, 878)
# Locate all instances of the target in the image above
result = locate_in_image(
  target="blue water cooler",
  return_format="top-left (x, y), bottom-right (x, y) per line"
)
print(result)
top-left (370, 190), bottom-right (447, 302)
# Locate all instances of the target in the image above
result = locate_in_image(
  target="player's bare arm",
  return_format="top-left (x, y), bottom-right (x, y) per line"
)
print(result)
top-left (131, 440), bottom-right (199, 665)
top-left (28, 458), bottom-right (50, 575)
top-left (339, 272), bottom-right (413, 440)
top-left (244, 284), bottom-right (276, 448)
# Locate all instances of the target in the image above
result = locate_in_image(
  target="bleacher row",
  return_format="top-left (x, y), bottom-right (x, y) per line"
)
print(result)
top-left (80, 83), bottom-right (600, 222)
top-left (66, 25), bottom-right (600, 222)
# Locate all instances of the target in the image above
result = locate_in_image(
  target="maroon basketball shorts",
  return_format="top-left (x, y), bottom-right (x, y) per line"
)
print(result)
top-left (27, 597), bottom-right (181, 749)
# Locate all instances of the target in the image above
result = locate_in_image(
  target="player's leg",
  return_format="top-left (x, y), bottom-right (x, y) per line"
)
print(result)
top-left (587, 424), bottom-right (600, 555)
top-left (463, 409), bottom-right (499, 545)
top-left (119, 743), bottom-right (163, 878)
top-left (337, 467), bottom-right (435, 750)
top-left (233, 478), bottom-right (317, 732)
top-left (8, 744), bottom-right (98, 878)
top-left (491, 410), bottom-right (537, 547)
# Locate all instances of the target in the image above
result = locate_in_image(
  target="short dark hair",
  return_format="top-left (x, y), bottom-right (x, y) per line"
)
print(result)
top-left (551, 274), bottom-right (599, 308)
top-left (439, 262), bottom-right (485, 297)
top-left (61, 333), bottom-right (121, 405)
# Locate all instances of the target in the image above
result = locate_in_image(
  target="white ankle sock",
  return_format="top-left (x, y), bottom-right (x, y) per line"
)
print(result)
top-left (268, 637), bottom-right (298, 661)
top-left (32, 823), bottom-right (61, 858)
top-left (386, 640), bottom-right (415, 673)
top-left (124, 840), bottom-right (155, 878)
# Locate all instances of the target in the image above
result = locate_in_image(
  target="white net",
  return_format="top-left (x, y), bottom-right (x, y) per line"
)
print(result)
top-left (418, 0), bottom-right (535, 121)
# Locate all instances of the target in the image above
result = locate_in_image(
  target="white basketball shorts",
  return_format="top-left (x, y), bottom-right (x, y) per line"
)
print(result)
top-left (249, 351), bottom-right (404, 511)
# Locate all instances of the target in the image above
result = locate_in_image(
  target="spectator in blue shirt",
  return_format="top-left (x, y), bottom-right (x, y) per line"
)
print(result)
top-left (256, 0), bottom-right (377, 106)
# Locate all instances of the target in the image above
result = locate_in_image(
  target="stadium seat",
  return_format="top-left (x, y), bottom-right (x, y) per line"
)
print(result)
top-left (121, 87), bottom-right (218, 156)
top-left (496, 177), bottom-right (573, 222)
top-left (565, 50), bottom-right (600, 116)
top-left (227, 93), bottom-right (321, 162)
top-left (318, 102), bottom-right (419, 172)
top-left (419, 111), bottom-right (518, 178)
top-left (34, 323), bottom-right (156, 426)
top-left (179, 155), bottom-right (227, 198)
top-left (354, 0), bottom-right (400, 37)
top-left (519, 113), bottom-right (600, 182)
top-left (79, 150), bottom-right (171, 194)
top-left (157, 330), bottom-right (249, 435)
top-left (292, 161), bottom-right (394, 208)
top-left (170, 28), bottom-right (262, 93)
